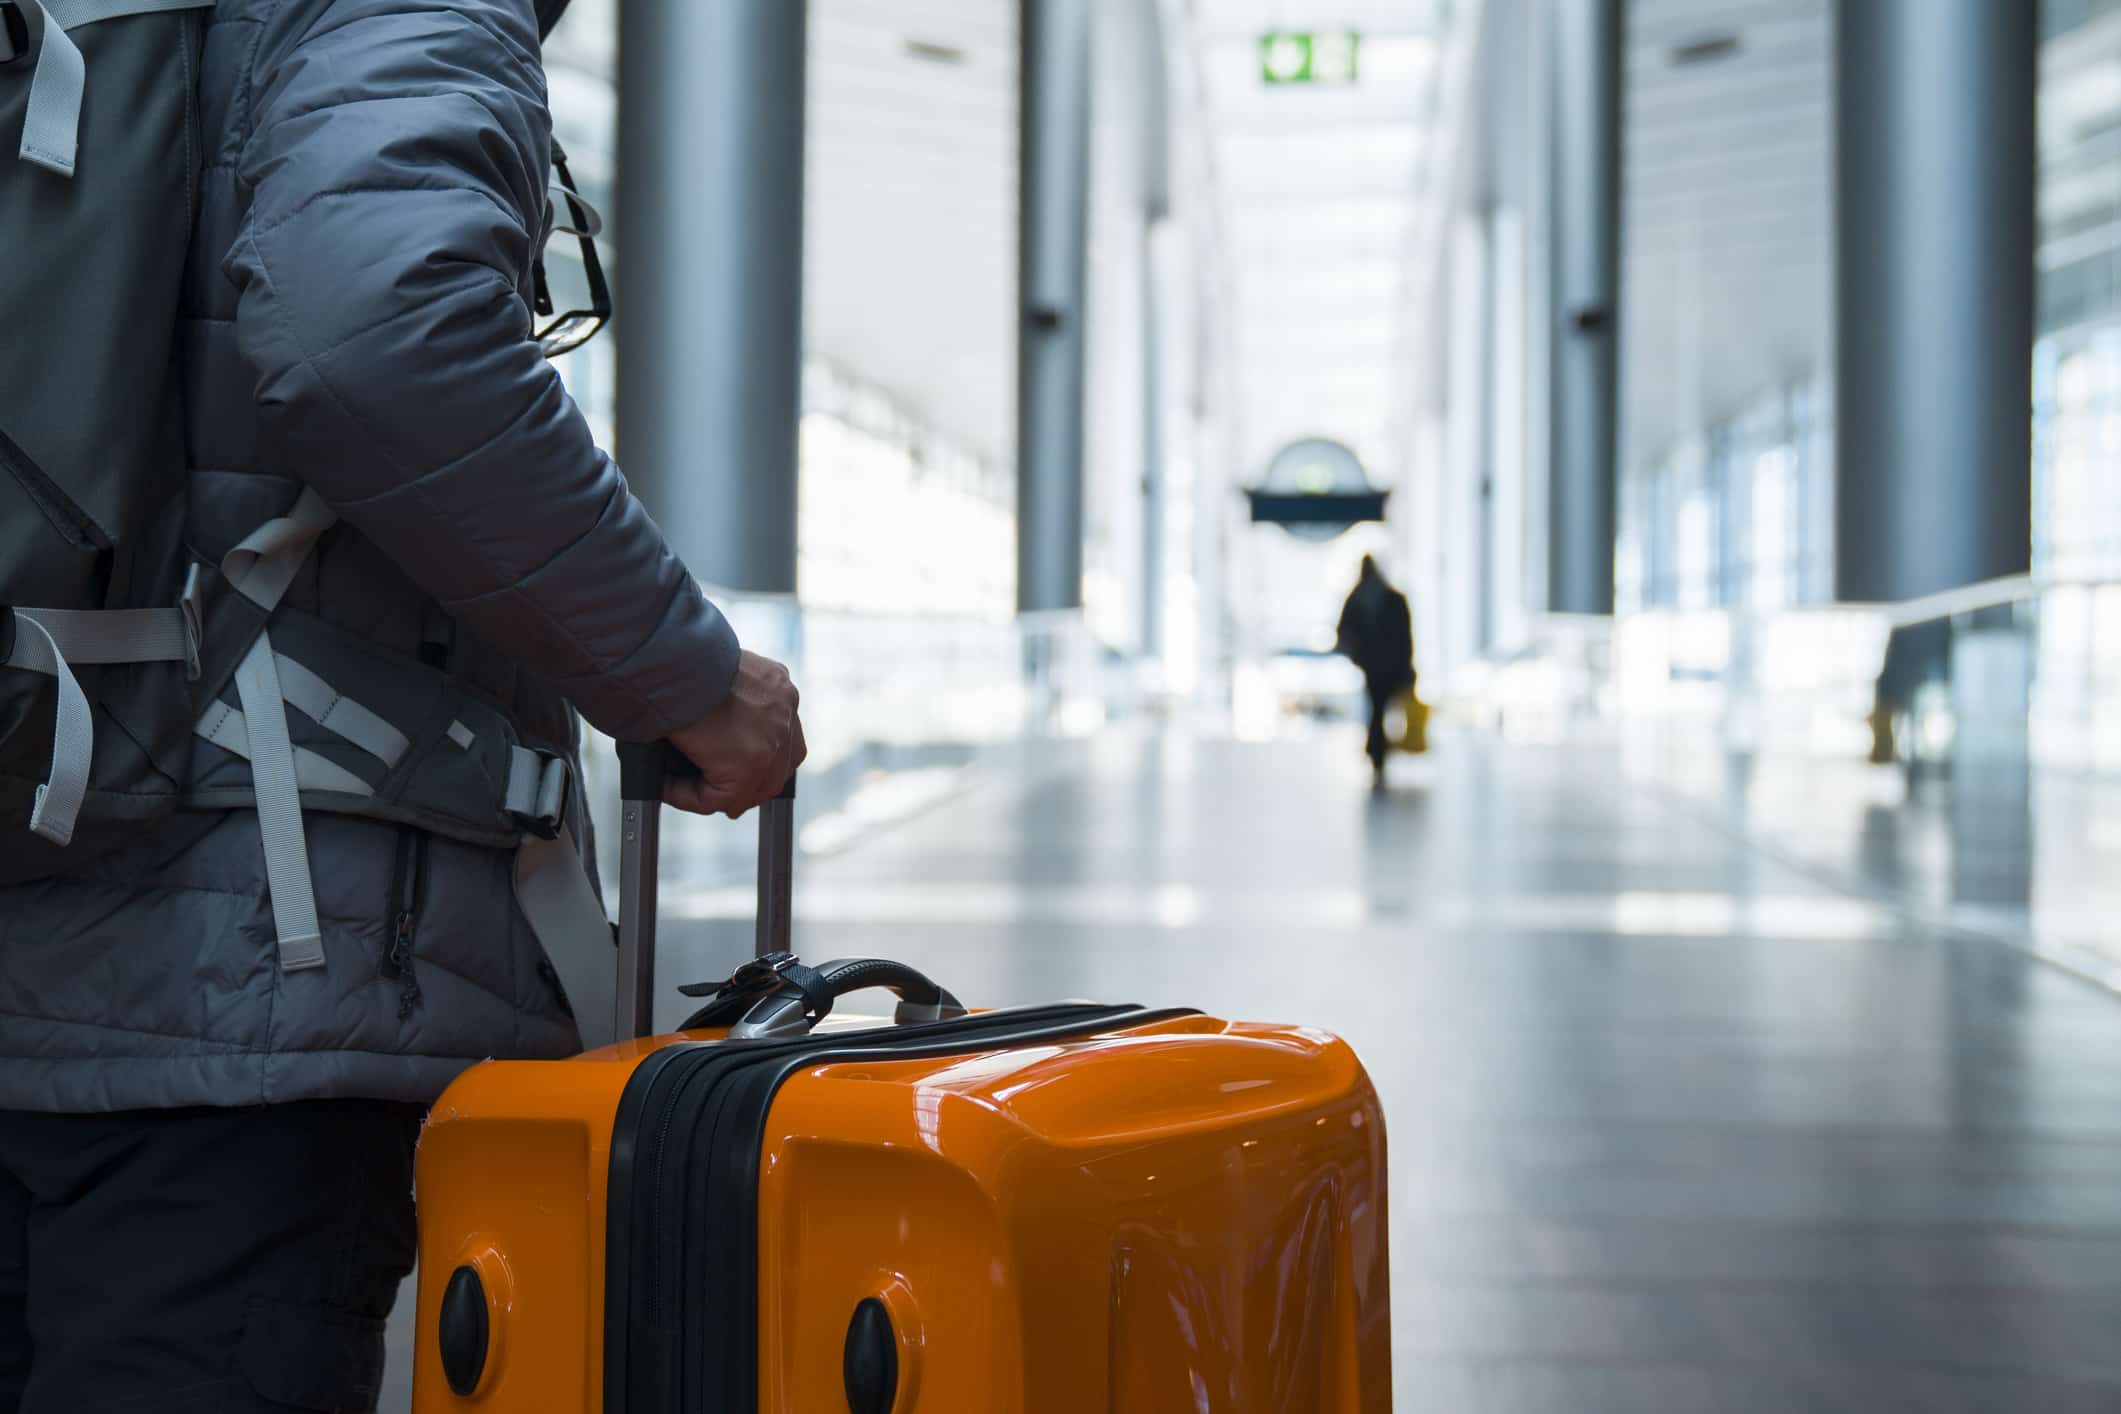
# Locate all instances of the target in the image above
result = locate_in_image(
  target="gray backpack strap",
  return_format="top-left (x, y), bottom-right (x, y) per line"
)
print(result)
top-left (271, 653), bottom-right (411, 768)
top-left (16, 0), bottom-right (215, 177)
top-left (185, 491), bottom-right (614, 987)
top-left (5, 614), bottom-right (92, 842)
top-left (7, 586), bottom-right (200, 845)
top-left (210, 487), bottom-right (337, 972)
top-left (510, 761), bottom-right (615, 1051)
top-left (195, 698), bottom-right (375, 797)
top-left (231, 638), bottom-right (323, 968)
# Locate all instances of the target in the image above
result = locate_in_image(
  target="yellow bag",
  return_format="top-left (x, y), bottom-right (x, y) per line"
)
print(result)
top-left (1390, 689), bottom-right (1429, 754)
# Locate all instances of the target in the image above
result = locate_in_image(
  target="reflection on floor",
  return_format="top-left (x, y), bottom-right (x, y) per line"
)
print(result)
top-left (1627, 730), bottom-right (2121, 992)
top-left (386, 729), bottom-right (2121, 1412)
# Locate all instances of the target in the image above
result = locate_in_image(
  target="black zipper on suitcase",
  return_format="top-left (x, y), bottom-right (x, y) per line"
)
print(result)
top-left (597, 744), bottom-right (1193, 1412)
top-left (604, 1003), bottom-right (1194, 1414)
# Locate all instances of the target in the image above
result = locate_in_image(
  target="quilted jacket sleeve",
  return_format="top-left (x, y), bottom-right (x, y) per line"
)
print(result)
top-left (223, 0), bottom-right (741, 743)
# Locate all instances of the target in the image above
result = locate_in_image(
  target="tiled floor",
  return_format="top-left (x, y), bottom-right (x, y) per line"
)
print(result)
top-left (384, 728), bottom-right (2121, 1411)
top-left (1622, 729), bottom-right (2121, 991)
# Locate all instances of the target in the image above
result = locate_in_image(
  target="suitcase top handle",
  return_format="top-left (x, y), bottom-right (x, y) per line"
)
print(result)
top-left (676, 952), bottom-right (969, 1040)
top-left (613, 741), bottom-right (798, 1041)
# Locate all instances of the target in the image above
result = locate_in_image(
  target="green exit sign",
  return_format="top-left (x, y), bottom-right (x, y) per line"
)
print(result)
top-left (1259, 30), bottom-right (1361, 85)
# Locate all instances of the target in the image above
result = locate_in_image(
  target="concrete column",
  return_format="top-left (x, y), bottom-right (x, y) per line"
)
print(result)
top-left (1445, 215), bottom-right (1490, 671)
top-left (1547, 0), bottom-right (1622, 615)
top-left (1834, 0), bottom-right (2036, 603)
top-left (616, 0), bottom-right (806, 594)
top-left (1017, 0), bottom-right (1093, 614)
top-left (1140, 227), bottom-right (1166, 658)
top-left (1139, 13), bottom-right (1172, 661)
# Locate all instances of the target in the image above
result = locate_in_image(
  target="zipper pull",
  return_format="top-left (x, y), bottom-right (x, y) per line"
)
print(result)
top-left (383, 827), bottom-right (427, 1019)
top-left (388, 912), bottom-right (422, 1019)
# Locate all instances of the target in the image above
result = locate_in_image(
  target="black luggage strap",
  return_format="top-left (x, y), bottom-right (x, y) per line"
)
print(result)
top-left (676, 951), bottom-right (835, 1031)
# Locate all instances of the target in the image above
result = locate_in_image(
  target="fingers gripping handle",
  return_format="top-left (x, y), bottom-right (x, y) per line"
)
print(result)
top-left (612, 741), bottom-right (797, 1041)
top-left (615, 741), bottom-right (797, 809)
top-left (615, 739), bottom-right (687, 802)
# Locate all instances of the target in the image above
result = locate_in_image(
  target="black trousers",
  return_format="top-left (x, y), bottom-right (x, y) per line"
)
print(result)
top-left (1363, 675), bottom-right (1395, 768)
top-left (0, 1100), bottom-right (422, 1414)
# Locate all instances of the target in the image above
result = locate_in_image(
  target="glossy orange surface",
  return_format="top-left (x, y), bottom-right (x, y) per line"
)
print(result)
top-left (756, 1015), bottom-right (1391, 1413)
top-left (411, 1014), bottom-right (1391, 1413)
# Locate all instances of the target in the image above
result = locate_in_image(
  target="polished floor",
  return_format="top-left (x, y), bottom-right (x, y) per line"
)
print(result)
top-left (386, 728), bottom-right (2121, 1411)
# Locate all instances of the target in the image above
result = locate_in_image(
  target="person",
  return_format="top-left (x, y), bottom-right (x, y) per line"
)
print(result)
top-left (1868, 619), bottom-right (1948, 765)
top-left (1336, 555), bottom-right (1416, 784)
top-left (0, 2), bottom-right (802, 1409)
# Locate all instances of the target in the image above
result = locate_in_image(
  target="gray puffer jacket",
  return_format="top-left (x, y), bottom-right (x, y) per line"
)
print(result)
top-left (0, 0), bottom-right (740, 1111)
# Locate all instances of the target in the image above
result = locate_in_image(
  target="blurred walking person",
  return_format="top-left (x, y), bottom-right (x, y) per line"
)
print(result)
top-left (1336, 556), bottom-right (1415, 784)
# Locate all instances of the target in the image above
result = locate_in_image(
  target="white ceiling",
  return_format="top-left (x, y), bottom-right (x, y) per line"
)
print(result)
top-left (545, 0), bottom-right (1019, 464)
top-left (1180, 0), bottom-right (1453, 479)
top-left (804, 0), bottom-right (1020, 463)
top-left (1619, 0), bottom-right (1833, 473)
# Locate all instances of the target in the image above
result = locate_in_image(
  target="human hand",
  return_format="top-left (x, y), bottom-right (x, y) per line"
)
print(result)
top-left (664, 652), bottom-right (806, 817)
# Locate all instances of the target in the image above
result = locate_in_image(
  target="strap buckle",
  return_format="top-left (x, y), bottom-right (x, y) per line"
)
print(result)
top-left (680, 949), bottom-right (796, 1004)
top-left (505, 748), bottom-right (571, 840)
top-left (674, 950), bottom-right (821, 1031)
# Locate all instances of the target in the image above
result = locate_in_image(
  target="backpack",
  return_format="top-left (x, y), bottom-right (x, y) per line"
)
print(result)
top-left (2, 2), bottom-right (608, 1004)
top-left (1, 0), bottom-right (216, 880)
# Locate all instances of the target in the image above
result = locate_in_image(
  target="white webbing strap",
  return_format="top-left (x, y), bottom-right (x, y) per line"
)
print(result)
top-left (271, 654), bottom-right (410, 767)
top-left (513, 823), bottom-right (616, 1051)
top-left (195, 699), bottom-right (376, 799)
top-left (222, 485), bottom-right (336, 612)
top-left (18, 0), bottom-right (216, 178)
top-left (16, 4), bottom-right (84, 177)
top-left (7, 604), bottom-right (198, 846)
top-left (13, 606), bottom-right (192, 665)
top-left (7, 615), bottom-right (92, 846)
top-left (213, 485), bottom-right (337, 972)
top-left (231, 634), bottom-right (324, 970)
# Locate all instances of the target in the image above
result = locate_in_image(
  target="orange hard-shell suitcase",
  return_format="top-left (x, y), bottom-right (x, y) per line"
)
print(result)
top-left (410, 745), bottom-right (1392, 1412)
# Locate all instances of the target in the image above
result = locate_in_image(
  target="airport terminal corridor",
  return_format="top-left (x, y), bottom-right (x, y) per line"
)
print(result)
top-left (389, 728), bottom-right (2121, 1412)
top-left (13, 0), bottom-right (2121, 1408)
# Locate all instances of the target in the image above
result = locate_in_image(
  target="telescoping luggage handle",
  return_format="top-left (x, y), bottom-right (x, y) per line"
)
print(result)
top-left (612, 742), bottom-right (796, 1041)
top-left (609, 742), bottom-right (966, 1043)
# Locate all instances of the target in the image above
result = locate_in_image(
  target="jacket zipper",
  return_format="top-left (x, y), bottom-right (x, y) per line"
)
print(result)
top-left (382, 827), bottom-right (427, 1018)
top-left (0, 421), bottom-right (109, 552)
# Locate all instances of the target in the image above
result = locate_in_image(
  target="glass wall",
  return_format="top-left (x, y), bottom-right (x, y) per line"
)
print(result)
top-left (1616, 381), bottom-right (1833, 616)
top-left (2032, 0), bottom-right (2121, 769)
top-left (797, 363), bottom-right (1015, 621)
top-left (541, 0), bottom-right (1021, 628)
top-left (2036, 0), bottom-right (2121, 578)
top-left (539, 1), bottom-right (1095, 884)
top-left (1597, 2), bottom-right (2121, 771)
